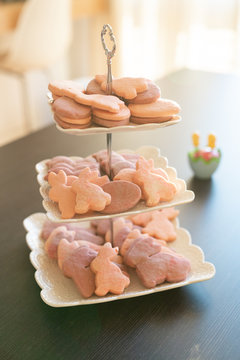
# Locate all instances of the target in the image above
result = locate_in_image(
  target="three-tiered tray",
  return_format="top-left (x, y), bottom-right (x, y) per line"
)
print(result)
top-left (23, 25), bottom-right (215, 306)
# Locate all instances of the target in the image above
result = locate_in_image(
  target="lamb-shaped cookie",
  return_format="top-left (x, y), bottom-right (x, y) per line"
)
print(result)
top-left (120, 229), bottom-right (147, 256)
top-left (44, 224), bottom-right (104, 259)
top-left (90, 243), bottom-right (130, 296)
top-left (142, 210), bottom-right (177, 241)
top-left (71, 168), bottom-right (111, 214)
top-left (48, 170), bottom-right (76, 219)
top-left (57, 239), bottom-right (100, 270)
top-left (133, 157), bottom-right (177, 207)
top-left (44, 226), bottom-right (75, 259)
top-left (136, 246), bottom-right (191, 288)
top-left (124, 236), bottom-right (162, 268)
top-left (59, 240), bottom-right (98, 298)
top-left (41, 219), bottom-right (104, 244)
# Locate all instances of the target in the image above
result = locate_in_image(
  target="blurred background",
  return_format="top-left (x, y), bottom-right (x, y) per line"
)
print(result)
top-left (0, 0), bottom-right (239, 146)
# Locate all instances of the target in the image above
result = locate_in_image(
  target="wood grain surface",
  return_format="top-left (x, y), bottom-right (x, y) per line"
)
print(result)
top-left (0, 69), bottom-right (239, 360)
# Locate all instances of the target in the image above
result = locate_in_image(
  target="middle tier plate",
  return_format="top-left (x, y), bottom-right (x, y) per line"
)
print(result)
top-left (36, 146), bottom-right (194, 223)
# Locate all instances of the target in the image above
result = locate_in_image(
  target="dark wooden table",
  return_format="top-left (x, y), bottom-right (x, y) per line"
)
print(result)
top-left (0, 69), bottom-right (239, 360)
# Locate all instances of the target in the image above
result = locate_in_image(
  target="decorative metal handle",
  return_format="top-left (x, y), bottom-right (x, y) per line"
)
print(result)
top-left (101, 24), bottom-right (116, 95)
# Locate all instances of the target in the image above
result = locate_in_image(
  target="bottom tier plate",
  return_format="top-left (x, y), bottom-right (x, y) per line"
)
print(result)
top-left (23, 213), bottom-right (215, 307)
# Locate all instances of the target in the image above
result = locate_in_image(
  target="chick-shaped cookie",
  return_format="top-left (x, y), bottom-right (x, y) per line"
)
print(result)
top-left (48, 170), bottom-right (77, 219)
top-left (133, 157), bottom-right (177, 207)
top-left (90, 243), bottom-right (130, 296)
top-left (71, 168), bottom-right (111, 214)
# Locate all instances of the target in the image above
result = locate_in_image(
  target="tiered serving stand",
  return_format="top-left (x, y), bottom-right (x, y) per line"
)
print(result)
top-left (23, 25), bottom-right (215, 307)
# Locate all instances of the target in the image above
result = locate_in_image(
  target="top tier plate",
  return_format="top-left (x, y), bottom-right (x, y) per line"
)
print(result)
top-left (36, 146), bottom-right (194, 223)
top-left (55, 116), bottom-right (181, 136)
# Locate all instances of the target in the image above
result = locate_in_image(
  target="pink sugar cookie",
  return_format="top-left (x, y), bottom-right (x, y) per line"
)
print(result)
top-left (57, 239), bottom-right (100, 271)
top-left (127, 80), bottom-right (161, 104)
top-left (61, 244), bottom-right (98, 298)
top-left (52, 96), bottom-right (91, 119)
top-left (86, 79), bottom-right (106, 95)
top-left (44, 223), bottom-right (102, 260)
top-left (71, 168), bottom-right (111, 214)
top-left (114, 158), bottom-right (168, 184)
top-left (92, 116), bottom-right (129, 128)
top-left (128, 98), bottom-right (181, 118)
top-left (136, 246), bottom-right (191, 288)
top-left (49, 80), bottom-right (125, 113)
top-left (113, 168), bottom-right (135, 183)
top-left (45, 226), bottom-right (75, 259)
top-left (111, 161), bottom-right (135, 178)
top-left (142, 211), bottom-right (177, 241)
top-left (90, 174), bottom-right (110, 187)
top-left (41, 220), bottom-right (98, 240)
top-left (47, 156), bottom-right (78, 168)
top-left (124, 236), bottom-right (162, 268)
top-left (57, 115), bottom-right (92, 125)
top-left (54, 114), bottom-right (91, 129)
top-left (134, 157), bottom-right (177, 206)
top-left (130, 212), bottom-right (153, 227)
top-left (130, 115), bottom-right (172, 124)
top-left (92, 106), bottom-right (130, 120)
top-left (66, 175), bottom-right (78, 185)
top-left (93, 150), bottom-right (134, 176)
top-left (48, 170), bottom-right (76, 219)
top-left (120, 229), bottom-right (146, 256)
top-left (95, 75), bottom-right (148, 100)
top-left (100, 180), bottom-right (141, 214)
top-left (90, 243), bottom-right (130, 296)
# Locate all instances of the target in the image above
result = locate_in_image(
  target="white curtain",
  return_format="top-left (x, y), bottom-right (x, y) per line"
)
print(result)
top-left (106, 0), bottom-right (240, 79)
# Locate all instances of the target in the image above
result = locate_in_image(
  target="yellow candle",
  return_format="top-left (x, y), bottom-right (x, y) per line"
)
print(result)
top-left (208, 133), bottom-right (216, 149)
top-left (192, 132), bottom-right (200, 147)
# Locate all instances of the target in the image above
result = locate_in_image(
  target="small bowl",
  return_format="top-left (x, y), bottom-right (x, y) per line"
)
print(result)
top-left (188, 150), bottom-right (221, 179)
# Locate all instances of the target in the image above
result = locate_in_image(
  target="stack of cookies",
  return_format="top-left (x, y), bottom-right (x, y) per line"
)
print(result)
top-left (48, 75), bottom-right (181, 129)
top-left (42, 208), bottom-right (191, 298)
top-left (45, 152), bottom-right (177, 219)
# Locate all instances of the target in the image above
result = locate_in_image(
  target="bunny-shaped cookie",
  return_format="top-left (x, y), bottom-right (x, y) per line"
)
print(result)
top-left (71, 168), bottom-right (111, 214)
top-left (90, 243), bottom-right (130, 296)
top-left (133, 157), bottom-right (177, 207)
top-left (48, 170), bottom-right (76, 219)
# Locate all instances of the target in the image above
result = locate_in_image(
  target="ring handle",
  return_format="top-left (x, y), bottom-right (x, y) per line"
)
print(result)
top-left (101, 24), bottom-right (116, 95)
top-left (101, 24), bottom-right (116, 60)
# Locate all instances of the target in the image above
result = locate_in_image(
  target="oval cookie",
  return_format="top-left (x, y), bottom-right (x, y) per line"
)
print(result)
top-left (101, 180), bottom-right (141, 214)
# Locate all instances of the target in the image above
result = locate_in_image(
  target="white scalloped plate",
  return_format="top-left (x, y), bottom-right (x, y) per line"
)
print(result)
top-left (54, 116), bottom-right (181, 136)
top-left (23, 213), bottom-right (215, 307)
top-left (36, 146), bottom-right (195, 223)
